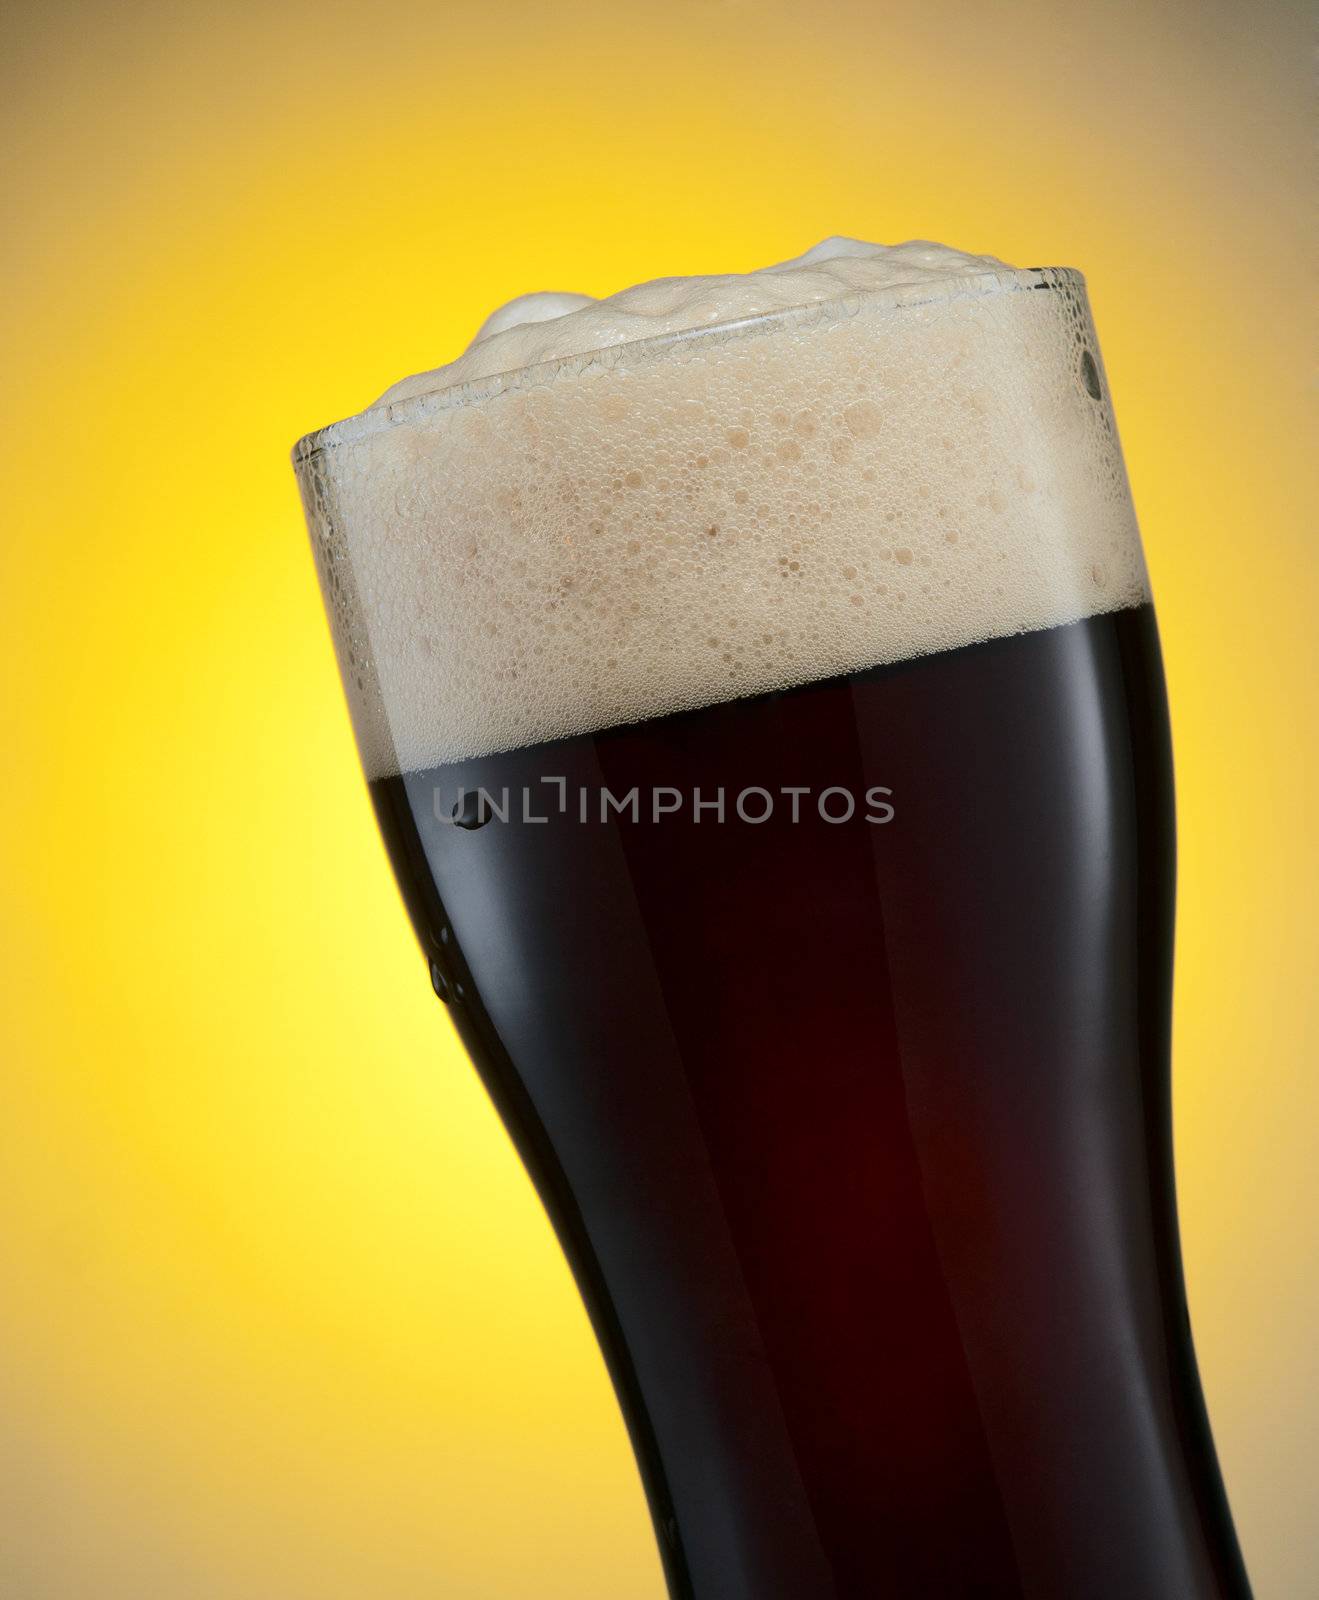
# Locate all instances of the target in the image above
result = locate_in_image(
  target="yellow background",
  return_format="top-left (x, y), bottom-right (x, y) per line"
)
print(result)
top-left (1, 0), bottom-right (1313, 1594)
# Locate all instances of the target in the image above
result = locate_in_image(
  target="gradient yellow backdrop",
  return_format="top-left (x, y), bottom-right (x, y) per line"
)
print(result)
top-left (1, 1), bottom-right (1313, 1595)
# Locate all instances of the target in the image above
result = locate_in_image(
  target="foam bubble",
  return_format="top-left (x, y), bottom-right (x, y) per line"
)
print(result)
top-left (294, 242), bottom-right (1149, 777)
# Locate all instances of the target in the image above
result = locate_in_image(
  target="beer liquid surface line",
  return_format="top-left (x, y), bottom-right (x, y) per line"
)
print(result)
top-left (295, 238), bottom-right (1251, 1598)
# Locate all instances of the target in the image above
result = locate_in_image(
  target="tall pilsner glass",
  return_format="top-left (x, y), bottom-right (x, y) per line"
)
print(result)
top-left (293, 268), bottom-right (1251, 1599)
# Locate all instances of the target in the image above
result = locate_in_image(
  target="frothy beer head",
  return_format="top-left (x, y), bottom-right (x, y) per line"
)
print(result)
top-left (294, 239), bottom-right (1149, 776)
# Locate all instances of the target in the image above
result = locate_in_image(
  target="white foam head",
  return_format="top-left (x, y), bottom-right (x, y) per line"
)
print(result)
top-left (376, 237), bottom-right (1014, 402)
top-left (295, 240), bottom-right (1149, 777)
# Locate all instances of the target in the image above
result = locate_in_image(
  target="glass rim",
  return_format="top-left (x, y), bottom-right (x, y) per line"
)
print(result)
top-left (291, 264), bottom-right (1084, 465)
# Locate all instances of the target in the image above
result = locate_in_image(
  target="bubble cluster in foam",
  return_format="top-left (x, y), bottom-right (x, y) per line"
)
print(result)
top-left (295, 244), bottom-right (1149, 777)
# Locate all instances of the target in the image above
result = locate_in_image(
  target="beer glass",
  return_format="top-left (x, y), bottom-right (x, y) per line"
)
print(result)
top-left (293, 267), bottom-right (1251, 1598)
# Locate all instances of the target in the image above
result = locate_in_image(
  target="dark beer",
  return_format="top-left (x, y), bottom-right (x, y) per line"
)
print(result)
top-left (368, 606), bottom-right (1248, 1598)
top-left (296, 248), bottom-right (1251, 1597)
